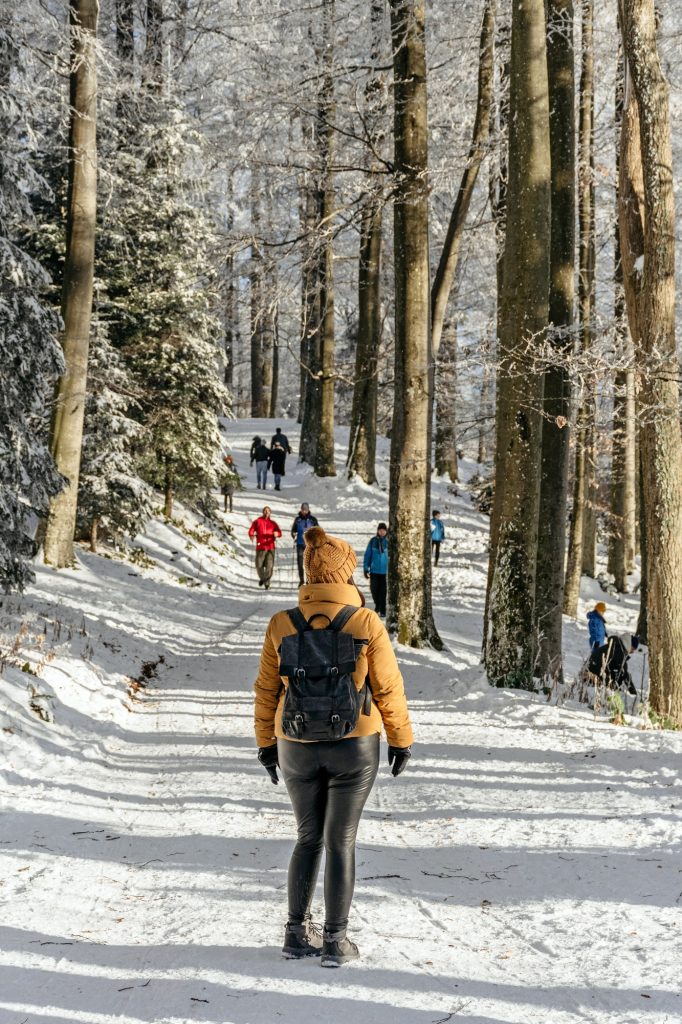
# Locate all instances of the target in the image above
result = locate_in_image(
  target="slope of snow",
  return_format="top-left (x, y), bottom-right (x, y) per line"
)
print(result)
top-left (1, 419), bottom-right (680, 1024)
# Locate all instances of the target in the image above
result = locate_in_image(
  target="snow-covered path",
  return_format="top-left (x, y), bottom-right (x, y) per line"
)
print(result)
top-left (1, 420), bottom-right (681, 1024)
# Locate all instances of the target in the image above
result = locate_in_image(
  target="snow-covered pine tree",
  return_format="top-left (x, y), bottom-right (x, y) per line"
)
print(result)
top-left (77, 315), bottom-right (152, 552)
top-left (104, 98), bottom-right (229, 518)
top-left (0, 17), bottom-right (64, 591)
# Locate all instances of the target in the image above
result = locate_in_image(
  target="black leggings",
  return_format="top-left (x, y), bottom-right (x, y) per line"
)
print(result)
top-left (278, 734), bottom-right (380, 931)
top-left (369, 573), bottom-right (387, 616)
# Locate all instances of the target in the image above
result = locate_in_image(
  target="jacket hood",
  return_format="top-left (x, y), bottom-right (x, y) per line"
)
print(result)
top-left (587, 609), bottom-right (604, 621)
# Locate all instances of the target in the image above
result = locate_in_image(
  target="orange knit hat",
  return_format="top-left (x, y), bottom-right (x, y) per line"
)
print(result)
top-left (595, 602), bottom-right (606, 614)
top-left (303, 526), bottom-right (357, 584)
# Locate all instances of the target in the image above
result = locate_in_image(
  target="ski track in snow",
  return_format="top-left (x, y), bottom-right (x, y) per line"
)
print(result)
top-left (1, 418), bottom-right (681, 1024)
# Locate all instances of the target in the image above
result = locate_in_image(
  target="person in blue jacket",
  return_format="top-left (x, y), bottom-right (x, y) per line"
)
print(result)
top-left (363, 522), bottom-right (388, 617)
top-left (587, 602), bottom-right (607, 652)
top-left (431, 510), bottom-right (445, 566)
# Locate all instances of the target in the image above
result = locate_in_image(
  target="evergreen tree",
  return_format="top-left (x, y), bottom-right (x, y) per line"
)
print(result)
top-left (77, 319), bottom-right (152, 551)
top-left (0, 19), bottom-right (64, 591)
top-left (104, 98), bottom-right (229, 517)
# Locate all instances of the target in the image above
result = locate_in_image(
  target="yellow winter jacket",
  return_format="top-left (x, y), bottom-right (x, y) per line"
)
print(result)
top-left (253, 581), bottom-right (414, 749)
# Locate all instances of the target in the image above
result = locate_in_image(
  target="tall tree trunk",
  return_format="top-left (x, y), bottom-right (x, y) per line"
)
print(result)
top-left (622, 0), bottom-right (682, 723)
top-left (347, 199), bottom-right (381, 483)
top-left (636, 447), bottom-right (648, 642)
top-left (387, 0), bottom-right (441, 648)
top-left (434, 323), bottom-right (458, 481)
top-left (484, 0), bottom-right (550, 684)
top-left (269, 300), bottom-right (279, 418)
top-left (347, 0), bottom-right (384, 485)
top-left (563, 0), bottom-right (595, 604)
top-left (115, 0), bottom-right (134, 122)
top-left (608, 53), bottom-right (637, 593)
top-left (477, 363), bottom-right (492, 464)
top-left (249, 175), bottom-right (273, 418)
top-left (430, 0), bottom-right (496, 356)
top-left (313, 0), bottom-right (336, 478)
top-left (578, 0), bottom-right (596, 579)
top-left (43, 0), bottom-right (99, 568)
top-left (482, 10), bottom-right (509, 657)
top-left (533, 0), bottom-right (575, 678)
top-left (142, 0), bottom-right (162, 94)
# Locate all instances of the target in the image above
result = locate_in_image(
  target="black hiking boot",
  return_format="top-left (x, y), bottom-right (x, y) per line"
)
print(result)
top-left (282, 917), bottom-right (323, 959)
top-left (320, 928), bottom-right (359, 967)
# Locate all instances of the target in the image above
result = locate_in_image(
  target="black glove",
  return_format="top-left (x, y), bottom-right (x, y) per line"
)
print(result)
top-left (364, 570), bottom-right (370, 579)
top-left (388, 745), bottom-right (411, 777)
top-left (258, 745), bottom-right (279, 784)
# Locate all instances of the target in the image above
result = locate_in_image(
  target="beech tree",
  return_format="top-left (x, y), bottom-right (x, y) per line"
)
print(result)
top-left (485, 0), bottom-right (551, 684)
top-left (622, 0), bottom-right (682, 724)
top-left (43, 0), bottom-right (99, 568)
top-left (387, 0), bottom-right (440, 648)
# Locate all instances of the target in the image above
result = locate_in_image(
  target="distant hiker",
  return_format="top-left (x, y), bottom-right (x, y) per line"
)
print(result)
top-left (248, 506), bottom-right (282, 589)
top-left (251, 438), bottom-right (271, 490)
top-left (269, 441), bottom-right (287, 491)
top-left (363, 522), bottom-right (388, 618)
top-left (253, 525), bottom-right (413, 966)
top-left (588, 633), bottom-right (640, 695)
top-left (220, 455), bottom-right (241, 513)
top-left (291, 503), bottom-right (319, 586)
top-left (271, 427), bottom-right (292, 454)
top-left (587, 602), bottom-right (607, 652)
top-left (430, 510), bottom-right (445, 566)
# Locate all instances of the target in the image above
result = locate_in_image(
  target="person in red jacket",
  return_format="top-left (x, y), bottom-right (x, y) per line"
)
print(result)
top-left (248, 506), bottom-right (282, 590)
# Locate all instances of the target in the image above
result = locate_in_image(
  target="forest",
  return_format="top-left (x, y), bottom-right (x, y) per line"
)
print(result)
top-left (3, 1), bottom-right (682, 1017)
top-left (2, 0), bottom-right (682, 727)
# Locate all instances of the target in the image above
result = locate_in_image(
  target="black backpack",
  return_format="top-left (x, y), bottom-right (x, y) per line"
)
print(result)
top-left (278, 606), bottom-right (371, 741)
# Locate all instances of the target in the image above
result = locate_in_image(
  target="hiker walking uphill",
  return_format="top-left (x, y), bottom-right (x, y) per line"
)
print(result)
top-left (363, 522), bottom-right (388, 618)
top-left (587, 602), bottom-right (608, 652)
top-left (248, 507), bottom-right (282, 589)
top-left (291, 503), bottom-right (319, 586)
top-left (271, 427), bottom-right (292, 454)
top-left (253, 525), bottom-right (413, 967)
top-left (431, 510), bottom-right (445, 567)
top-left (220, 455), bottom-right (241, 513)
top-left (250, 437), bottom-right (271, 490)
top-left (268, 441), bottom-right (287, 492)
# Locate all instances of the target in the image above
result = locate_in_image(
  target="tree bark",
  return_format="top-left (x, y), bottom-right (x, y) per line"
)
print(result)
top-left (622, 0), bottom-right (682, 723)
top-left (142, 0), bottom-right (162, 94)
top-left (608, 57), bottom-right (637, 592)
top-left (387, 0), bottom-right (440, 648)
top-left (347, 199), bottom-right (381, 484)
top-left (533, 0), bottom-right (575, 679)
top-left (577, 0), bottom-right (596, 580)
top-left (485, 0), bottom-right (550, 684)
top-left (43, 0), bottom-right (99, 568)
top-left (434, 322), bottom-right (458, 481)
top-left (313, 0), bottom-right (336, 478)
top-left (347, 0), bottom-right (384, 485)
top-left (90, 516), bottom-right (99, 554)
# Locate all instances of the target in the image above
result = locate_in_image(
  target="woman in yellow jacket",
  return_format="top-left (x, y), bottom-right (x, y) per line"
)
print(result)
top-left (253, 526), bottom-right (413, 967)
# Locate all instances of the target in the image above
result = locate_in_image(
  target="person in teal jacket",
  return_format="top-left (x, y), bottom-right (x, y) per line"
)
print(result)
top-left (363, 522), bottom-right (388, 617)
top-left (431, 510), bottom-right (445, 566)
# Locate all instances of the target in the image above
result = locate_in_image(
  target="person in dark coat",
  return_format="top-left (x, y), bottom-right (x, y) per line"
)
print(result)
top-left (271, 427), bottom-right (292, 453)
top-left (588, 633), bottom-right (639, 694)
top-left (291, 503), bottom-right (319, 585)
top-left (269, 442), bottom-right (287, 491)
top-left (363, 522), bottom-right (388, 617)
top-left (251, 439), bottom-right (271, 489)
top-left (220, 455), bottom-right (241, 513)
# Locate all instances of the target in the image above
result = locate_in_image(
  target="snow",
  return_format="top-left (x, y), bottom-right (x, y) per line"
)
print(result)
top-left (1, 419), bottom-right (681, 1024)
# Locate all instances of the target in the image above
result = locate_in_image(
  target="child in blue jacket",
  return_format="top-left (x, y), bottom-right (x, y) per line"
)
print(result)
top-left (587, 602), bottom-right (607, 652)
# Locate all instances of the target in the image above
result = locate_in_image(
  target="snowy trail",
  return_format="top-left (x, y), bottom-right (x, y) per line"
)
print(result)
top-left (1, 419), bottom-right (681, 1024)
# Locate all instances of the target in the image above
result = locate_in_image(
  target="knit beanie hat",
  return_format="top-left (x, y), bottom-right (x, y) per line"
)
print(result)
top-left (304, 526), bottom-right (357, 584)
top-left (595, 602), bottom-right (606, 614)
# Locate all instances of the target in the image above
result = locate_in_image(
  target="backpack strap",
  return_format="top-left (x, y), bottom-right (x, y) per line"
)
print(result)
top-left (329, 605), bottom-right (360, 632)
top-left (286, 608), bottom-right (312, 634)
